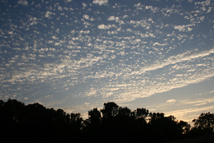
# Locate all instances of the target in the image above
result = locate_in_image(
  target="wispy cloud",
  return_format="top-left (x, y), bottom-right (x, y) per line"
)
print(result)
top-left (165, 105), bottom-right (214, 122)
top-left (209, 90), bottom-right (214, 94)
top-left (130, 49), bottom-right (214, 76)
top-left (166, 99), bottom-right (176, 103)
top-left (0, 0), bottom-right (213, 118)
top-left (174, 24), bottom-right (194, 32)
top-left (180, 97), bottom-right (214, 106)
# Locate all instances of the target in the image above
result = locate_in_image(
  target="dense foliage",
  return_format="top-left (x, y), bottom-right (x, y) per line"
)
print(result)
top-left (0, 99), bottom-right (213, 142)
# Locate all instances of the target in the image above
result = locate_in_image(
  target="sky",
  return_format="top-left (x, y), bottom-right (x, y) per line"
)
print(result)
top-left (0, 0), bottom-right (214, 124)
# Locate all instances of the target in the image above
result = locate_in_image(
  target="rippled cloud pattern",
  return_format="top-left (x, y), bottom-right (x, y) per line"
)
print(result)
top-left (0, 0), bottom-right (214, 120)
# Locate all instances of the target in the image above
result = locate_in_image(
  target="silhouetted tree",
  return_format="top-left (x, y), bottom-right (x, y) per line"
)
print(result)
top-left (83, 108), bottom-right (102, 142)
top-left (178, 120), bottom-right (191, 135)
top-left (1, 98), bottom-right (213, 143)
top-left (118, 107), bottom-right (131, 116)
top-left (148, 113), bottom-right (186, 142)
top-left (192, 112), bottom-right (214, 134)
top-left (88, 108), bottom-right (101, 124)
top-left (136, 108), bottom-right (149, 118)
top-left (100, 102), bottom-right (119, 118)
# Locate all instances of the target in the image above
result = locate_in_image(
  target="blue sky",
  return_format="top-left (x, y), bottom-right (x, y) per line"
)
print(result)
top-left (0, 0), bottom-right (214, 124)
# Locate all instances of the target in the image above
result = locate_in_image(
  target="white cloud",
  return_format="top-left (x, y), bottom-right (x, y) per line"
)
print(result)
top-left (145, 5), bottom-right (158, 13)
top-left (123, 15), bottom-right (128, 19)
top-left (45, 11), bottom-right (52, 18)
top-left (18, 0), bottom-right (28, 6)
top-left (174, 24), bottom-right (194, 32)
top-left (180, 97), bottom-right (214, 106)
top-left (1, 0), bottom-right (214, 121)
top-left (134, 3), bottom-right (144, 10)
top-left (130, 49), bottom-right (214, 75)
top-left (209, 90), bottom-right (214, 93)
top-left (195, 0), bottom-right (211, 7)
top-left (58, 6), bottom-right (63, 11)
top-left (188, 0), bottom-right (193, 3)
top-left (82, 3), bottom-right (87, 9)
top-left (93, 0), bottom-right (108, 5)
top-left (107, 16), bottom-right (119, 21)
top-left (134, 3), bottom-right (142, 7)
top-left (107, 63), bottom-right (214, 103)
top-left (165, 105), bottom-right (214, 121)
top-left (98, 24), bottom-right (112, 29)
top-left (85, 88), bottom-right (97, 97)
top-left (8, 31), bottom-right (13, 34)
top-left (134, 39), bottom-right (141, 43)
top-left (207, 7), bottom-right (212, 13)
top-left (54, 42), bottom-right (61, 46)
top-left (83, 14), bottom-right (90, 20)
top-left (153, 42), bottom-right (167, 46)
top-left (166, 99), bottom-right (176, 103)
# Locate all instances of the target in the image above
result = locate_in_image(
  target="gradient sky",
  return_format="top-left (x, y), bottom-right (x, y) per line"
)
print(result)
top-left (0, 0), bottom-right (214, 124)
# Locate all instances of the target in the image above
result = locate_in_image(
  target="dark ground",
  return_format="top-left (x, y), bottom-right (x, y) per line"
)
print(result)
top-left (167, 134), bottom-right (214, 143)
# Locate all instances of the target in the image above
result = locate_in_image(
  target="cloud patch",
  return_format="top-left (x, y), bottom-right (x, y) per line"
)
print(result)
top-left (93, 0), bottom-right (108, 5)
top-left (174, 24), bottom-right (194, 32)
top-left (107, 16), bottom-right (119, 21)
top-left (18, 0), bottom-right (28, 6)
top-left (98, 24), bottom-right (112, 29)
top-left (0, 0), bottom-right (214, 120)
top-left (166, 99), bottom-right (176, 103)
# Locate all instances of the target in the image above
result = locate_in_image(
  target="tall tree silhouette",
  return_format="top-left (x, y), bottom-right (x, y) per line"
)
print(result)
top-left (192, 112), bottom-right (214, 135)
top-left (148, 113), bottom-right (187, 142)
top-left (0, 99), bottom-right (84, 142)
top-left (178, 120), bottom-right (191, 135)
top-left (99, 102), bottom-right (120, 141)
top-left (101, 102), bottom-right (119, 118)
top-left (0, 99), bottom-right (25, 141)
top-left (88, 108), bottom-right (101, 125)
top-left (70, 112), bottom-right (82, 133)
top-left (84, 108), bottom-right (102, 142)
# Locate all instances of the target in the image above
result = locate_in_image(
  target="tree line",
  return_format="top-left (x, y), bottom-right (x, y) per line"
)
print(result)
top-left (0, 99), bottom-right (213, 142)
